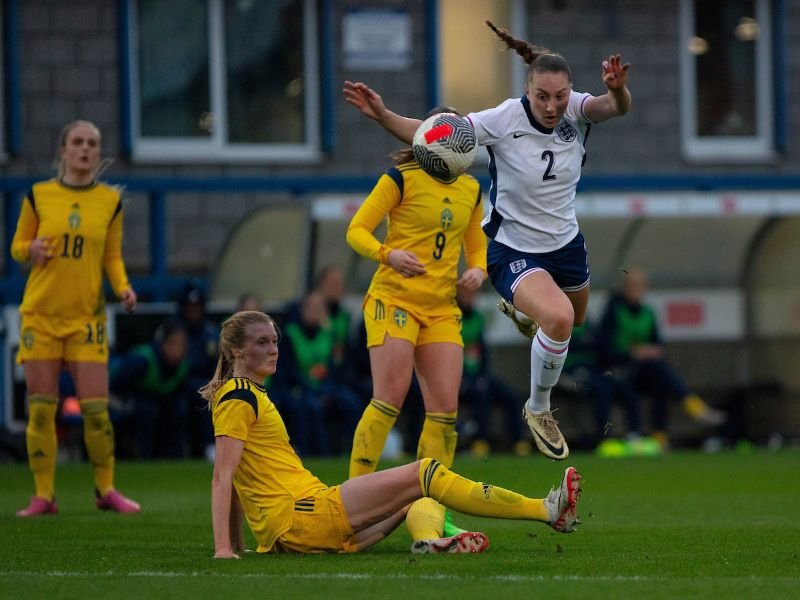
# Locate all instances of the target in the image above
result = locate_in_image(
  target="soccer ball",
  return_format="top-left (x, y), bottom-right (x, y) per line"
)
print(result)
top-left (412, 112), bottom-right (478, 181)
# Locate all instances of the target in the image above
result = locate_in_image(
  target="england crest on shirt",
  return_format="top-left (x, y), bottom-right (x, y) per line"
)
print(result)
top-left (556, 121), bottom-right (577, 142)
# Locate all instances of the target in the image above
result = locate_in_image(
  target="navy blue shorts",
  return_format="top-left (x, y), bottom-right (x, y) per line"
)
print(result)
top-left (486, 232), bottom-right (590, 303)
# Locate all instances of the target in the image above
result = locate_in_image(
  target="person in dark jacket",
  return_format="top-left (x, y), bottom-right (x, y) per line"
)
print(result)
top-left (175, 282), bottom-right (220, 459)
top-left (110, 319), bottom-right (190, 458)
top-left (272, 290), bottom-right (362, 456)
top-left (597, 268), bottom-right (726, 448)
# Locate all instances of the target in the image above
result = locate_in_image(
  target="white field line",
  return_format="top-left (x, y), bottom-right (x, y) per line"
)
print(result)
top-left (0, 572), bottom-right (797, 582)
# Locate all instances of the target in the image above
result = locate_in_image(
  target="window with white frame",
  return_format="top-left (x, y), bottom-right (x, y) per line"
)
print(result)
top-left (680, 0), bottom-right (774, 163)
top-left (128, 0), bottom-right (320, 163)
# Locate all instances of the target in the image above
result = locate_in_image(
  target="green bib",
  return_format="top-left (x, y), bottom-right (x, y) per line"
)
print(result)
top-left (129, 344), bottom-right (189, 395)
top-left (284, 322), bottom-right (335, 390)
top-left (460, 311), bottom-right (484, 376)
top-left (612, 303), bottom-right (658, 354)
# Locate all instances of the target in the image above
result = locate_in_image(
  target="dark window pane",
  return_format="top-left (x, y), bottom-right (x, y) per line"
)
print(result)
top-left (225, 0), bottom-right (305, 143)
top-left (138, 0), bottom-right (211, 138)
top-left (694, 0), bottom-right (757, 137)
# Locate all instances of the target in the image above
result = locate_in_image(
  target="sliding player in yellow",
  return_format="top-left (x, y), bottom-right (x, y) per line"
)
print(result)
top-left (345, 108), bottom-right (488, 548)
top-left (205, 311), bottom-right (582, 556)
top-left (12, 120), bottom-right (140, 516)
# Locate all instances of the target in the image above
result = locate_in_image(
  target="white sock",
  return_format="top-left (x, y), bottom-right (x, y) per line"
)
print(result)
top-left (526, 329), bottom-right (570, 413)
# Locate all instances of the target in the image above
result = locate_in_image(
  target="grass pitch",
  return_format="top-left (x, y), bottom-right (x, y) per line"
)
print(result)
top-left (1, 450), bottom-right (798, 599)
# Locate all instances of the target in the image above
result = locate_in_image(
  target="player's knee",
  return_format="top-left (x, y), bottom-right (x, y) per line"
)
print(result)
top-left (559, 302), bottom-right (576, 326)
top-left (544, 312), bottom-right (574, 340)
top-left (27, 397), bottom-right (58, 430)
top-left (82, 410), bottom-right (110, 432)
top-left (29, 412), bottom-right (55, 432)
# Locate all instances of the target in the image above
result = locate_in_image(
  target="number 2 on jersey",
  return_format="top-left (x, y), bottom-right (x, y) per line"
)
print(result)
top-left (541, 150), bottom-right (556, 181)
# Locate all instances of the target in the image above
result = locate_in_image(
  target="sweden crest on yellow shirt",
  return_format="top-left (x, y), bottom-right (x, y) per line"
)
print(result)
top-left (440, 207), bottom-right (453, 229)
top-left (68, 203), bottom-right (81, 229)
top-left (21, 328), bottom-right (35, 349)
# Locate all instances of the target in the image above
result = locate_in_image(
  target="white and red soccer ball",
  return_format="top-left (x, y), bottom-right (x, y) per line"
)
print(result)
top-left (412, 113), bottom-right (478, 181)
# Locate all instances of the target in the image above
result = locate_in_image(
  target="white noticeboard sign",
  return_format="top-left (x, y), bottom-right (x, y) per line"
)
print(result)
top-left (342, 9), bottom-right (412, 71)
top-left (648, 290), bottom-right (745, 341)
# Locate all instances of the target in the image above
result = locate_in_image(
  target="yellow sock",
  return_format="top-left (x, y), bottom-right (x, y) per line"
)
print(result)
top-left (80, 397), bottom-right (115, 496)
top-left (349, 399), bottom-right (400, 478)
top-left (418, 458), bottom-right (549, 522)
top-left (417, 411), bottom-right (458, 467)
top-left (682, 393), bottom-right (708, 419)
top-left (652, 430), bottom-right (669, 449)
top-left (406, 497), bottom-right (446, 540)
top-left (25, 394), bottom-right (58, 501)
top-left (408, 411), bottom-right (459, 540)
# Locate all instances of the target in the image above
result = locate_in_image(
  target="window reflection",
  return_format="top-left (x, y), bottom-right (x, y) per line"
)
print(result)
top-left (225, 0), bottom-right (305, 143)
top-left (132, 0), bottom-right (314, 157)
top-left (138, 0), bottom-right (211, 138)
top-left (694, 0), bottom-right (757, 137)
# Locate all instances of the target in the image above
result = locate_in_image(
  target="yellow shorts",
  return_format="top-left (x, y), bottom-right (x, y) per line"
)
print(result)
top-left (270, 486), bottom-right (358, 554)
top-left (17, 312), bottom-right (108, 364)
top-left (363, 295), bottom-right (463, 348)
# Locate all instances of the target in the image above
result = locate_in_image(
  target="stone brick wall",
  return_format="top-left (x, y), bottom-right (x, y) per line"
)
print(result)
top-left (3, 0), bottom-right (799, 277)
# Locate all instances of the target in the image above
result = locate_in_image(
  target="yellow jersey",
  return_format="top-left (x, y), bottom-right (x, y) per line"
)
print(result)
top-left (10, 179), bottom-right (131, 319)
top-left (346, 161), bottom-right (487, 315)
top-left (212, 377), bottom-right (326, 553)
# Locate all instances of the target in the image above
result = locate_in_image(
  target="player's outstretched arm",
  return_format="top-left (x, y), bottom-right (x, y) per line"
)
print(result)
top-left (343, 80), bottom-right (421, 144)
top-left (584, 54), bottom-right (631, 123)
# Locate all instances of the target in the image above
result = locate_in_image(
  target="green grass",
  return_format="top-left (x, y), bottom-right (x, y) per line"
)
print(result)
top-left (1, 451), bottom-right (798, 599)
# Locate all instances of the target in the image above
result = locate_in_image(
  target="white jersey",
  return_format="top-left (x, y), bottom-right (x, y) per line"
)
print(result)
top-left (467, 90), bottom-right (592, 253)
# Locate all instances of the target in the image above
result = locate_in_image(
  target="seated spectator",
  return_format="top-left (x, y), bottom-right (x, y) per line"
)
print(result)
top-left (313, 264), bottom-right (352, 371)
top-left (456, 286), bottom-right (531, 456)
top-left (175, 281), bottom-right (220, 460)
top-left (109, 320), bottom-right (191, 458)
top-left (596, 268), bottom-right (726, 449)
top-left (272, 290), bottom-right (363, 456)
top-left (348, 315), bottom-right (374, 405)
top-left (559, 321), bottom-right (643, 450)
